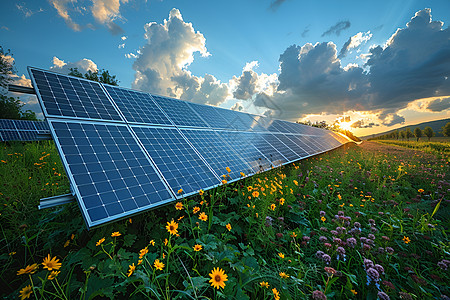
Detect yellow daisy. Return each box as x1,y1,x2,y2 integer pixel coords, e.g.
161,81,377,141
209,267,228,289
154,259,165,271
42,254,62,271
19,285,33,300
166,219,179,235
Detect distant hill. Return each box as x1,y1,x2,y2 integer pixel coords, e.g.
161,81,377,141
360,118,450,140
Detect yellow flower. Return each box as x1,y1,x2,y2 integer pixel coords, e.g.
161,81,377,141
166,219,179,235
338,194,342,200
279,198,285,205
278,252,285,259
252,191,260,198
418,189,424,193
403,236,411,244
149,240,155,246
293,180,298,186
247,186,253,192
240,172,245,177
209,267,228,289
154,259,165,271
291,232,297,238
164,238,168,246
47,271,60,280
178,189,183,194
226,223,232,231
193,206,200,214
138,259,143,265
175,202,183,210
270,204,276,210
19,285,32,300
351,289,357,295
199,189,204,196
260,281,269,288
279,272,289,279
42,254,62,271
127,263,136,277
111,231,121,237
199,212,208,222
272,287,280,300
96,237,105,246
321,216,326,222
64,240,70,248
222,179,227,184
226,167,231,173
139,247,149,259
193,244,203,251
17,264,39,275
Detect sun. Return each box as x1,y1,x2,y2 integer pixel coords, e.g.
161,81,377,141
339,121,353,131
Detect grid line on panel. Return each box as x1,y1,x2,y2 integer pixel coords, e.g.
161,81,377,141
260,133,300,162
217,131,271,173
274,134,309,158
132,126,220,196
302,135,329,152
50,120,173,227
29,68,122,121
0,119,51,141
248,133,288,167
103,85,173,126
180,129,253,180
284,135,317,155
215,109,253,131
151,95,208,128
186,102,231,130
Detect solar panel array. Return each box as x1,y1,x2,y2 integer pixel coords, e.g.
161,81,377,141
0,119,50,142
29,66,352,228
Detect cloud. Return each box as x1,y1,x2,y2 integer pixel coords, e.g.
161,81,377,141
50,0,81,31
132,8,229,105
269,0,287,11
365,8,450,112
16,3,44,18
321,21,351,37
50,56,98,74
118,43,125,48
121,35,127,40
231,102,244,111
1,26,9,31
301,26,310,38
381,113,405,126
339,31,373,58
91,0,128,35
424,97,450,112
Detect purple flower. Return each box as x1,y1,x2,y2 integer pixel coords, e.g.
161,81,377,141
360,237,367,243
363,244,371,251
303,236,311,242
368,219,376,225
320,227,328,232
364,258,374,269
370,226,378,233
377,247,385,254
324,243,332,248
320,211,326,216
377,291,390,300
354,222,361,228
368,233,375,240
346,237,357,248
315,250,325,259
312,290,327,300
322,254,331,264
337,247,345,255
367,267,380,281
338,211,344,216
333,237,342,245
330,230,338,236
374,264,385,274
386,247,394,254
319,236,328,243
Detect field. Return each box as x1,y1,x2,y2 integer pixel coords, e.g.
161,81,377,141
374,139,450,161
0,140,449,299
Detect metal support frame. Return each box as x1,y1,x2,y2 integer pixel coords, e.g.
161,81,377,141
39,193,76,209
8,84,36,95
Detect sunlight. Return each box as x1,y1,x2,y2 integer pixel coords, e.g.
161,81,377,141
339,121,353,131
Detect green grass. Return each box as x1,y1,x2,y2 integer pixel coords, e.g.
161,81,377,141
0,141,449,299
375,139,450,160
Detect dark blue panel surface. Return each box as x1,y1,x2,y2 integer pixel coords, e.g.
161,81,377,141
151,95,208,128
104,85,173,126
132,126,220,196
186,102,231,129
275,134,309,158
50,120,173,228
248,133,288,167
29,68,122,121
181,129,253,180
260,133,300,162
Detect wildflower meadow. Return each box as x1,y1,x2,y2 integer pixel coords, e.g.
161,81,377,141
0,140,449,299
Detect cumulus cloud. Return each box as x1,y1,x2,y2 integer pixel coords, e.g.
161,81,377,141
50,0,81,31
50,56,98,74
339,31,373,58
16,3,44,18
132,8,229,105
424,97,450,112
321,21,351,37
251,8,450,126
91,0,128,35
231,102,244,111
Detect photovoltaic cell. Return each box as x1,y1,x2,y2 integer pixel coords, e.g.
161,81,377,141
217,131,271,173
49,119,173,228
285,135,317,155
248,133,288,166
151,95,208,128
274,134,309,158
104,85,173,126
180,128,253,180
186,102,230,130
260,133,300,162
132,126,220,196
29,68,122,122
0,119,51,142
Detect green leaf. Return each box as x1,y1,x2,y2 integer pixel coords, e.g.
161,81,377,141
123,234,137,247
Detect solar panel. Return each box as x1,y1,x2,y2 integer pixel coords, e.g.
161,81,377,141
180,128,253,180
185,102,231,130
260,133,301,162
29,68,123,122
284,135,317,155
217,131,272,172
151,95,208,128
248,133,288,166
104,85,173,126
49,119,174,228
131,125,220,196
274,133,309,158
0,119,51,142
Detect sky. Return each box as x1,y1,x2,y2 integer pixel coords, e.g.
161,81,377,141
1,0,450,137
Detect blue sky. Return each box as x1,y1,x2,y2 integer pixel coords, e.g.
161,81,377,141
1,0,450,136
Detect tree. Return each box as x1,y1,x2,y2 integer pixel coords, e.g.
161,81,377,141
69,67,119,86
423,126,435,142
442,122,450,137
394,130,399,140
413,127,422,142
399,130,406,140
0,45,37,120
405,128,413,141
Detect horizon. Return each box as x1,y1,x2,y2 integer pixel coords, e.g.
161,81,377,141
1,0,450,137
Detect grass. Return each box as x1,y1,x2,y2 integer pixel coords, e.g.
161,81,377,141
373,139,450,161
0,141,449,299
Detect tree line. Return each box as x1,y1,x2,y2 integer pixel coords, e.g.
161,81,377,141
368,122,450,141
